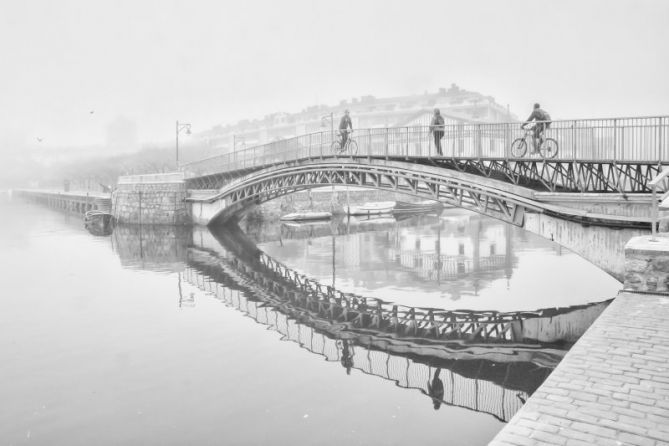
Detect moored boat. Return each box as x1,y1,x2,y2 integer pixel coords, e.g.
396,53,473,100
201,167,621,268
347,201,396,216
280,211,332,221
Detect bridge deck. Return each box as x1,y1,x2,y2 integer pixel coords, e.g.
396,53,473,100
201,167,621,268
490,291,669,446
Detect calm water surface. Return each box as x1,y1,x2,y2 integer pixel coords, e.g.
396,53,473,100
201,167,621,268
0,198,623,445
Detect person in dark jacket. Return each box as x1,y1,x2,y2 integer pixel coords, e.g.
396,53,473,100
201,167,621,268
339,110,353,149
522,103,551,153
430,108,445,155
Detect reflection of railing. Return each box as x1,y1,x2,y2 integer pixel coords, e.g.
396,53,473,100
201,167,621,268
183,264,536,422
650,168,669,240
206,224,607,347
181,116,668,178
256,250,588,343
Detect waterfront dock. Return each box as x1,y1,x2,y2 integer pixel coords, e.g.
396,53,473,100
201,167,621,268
13,189,112,215
491,238,669,445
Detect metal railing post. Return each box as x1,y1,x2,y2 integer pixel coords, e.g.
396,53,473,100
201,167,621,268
477,124,482,158
385,128,389,160
613,118,618,161
652,184,658,241
659,116,664,163
571,120,576,160
405,127,409,158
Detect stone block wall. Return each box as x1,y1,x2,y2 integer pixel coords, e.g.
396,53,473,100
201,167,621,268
623,234,669,294
113,174,189,225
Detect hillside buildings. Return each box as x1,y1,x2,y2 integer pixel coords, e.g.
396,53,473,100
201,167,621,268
197,84,516,154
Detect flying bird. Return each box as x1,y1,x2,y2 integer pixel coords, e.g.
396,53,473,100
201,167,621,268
89,110,95,115
36,137,43,142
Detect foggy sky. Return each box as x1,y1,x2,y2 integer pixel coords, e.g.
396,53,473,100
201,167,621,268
1,0,668,151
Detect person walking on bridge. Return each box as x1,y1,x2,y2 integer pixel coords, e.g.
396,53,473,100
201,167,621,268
339,109,353,149
522,103,551,154
430,108,445,156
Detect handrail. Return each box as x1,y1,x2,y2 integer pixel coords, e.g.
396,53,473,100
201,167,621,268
650,167,669,240
181,115,669,177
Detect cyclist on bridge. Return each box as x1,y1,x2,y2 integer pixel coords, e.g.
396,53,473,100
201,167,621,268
522,103,552,154
339,110,353,149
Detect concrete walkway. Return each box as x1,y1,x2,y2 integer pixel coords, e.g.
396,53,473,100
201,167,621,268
490,291,669,446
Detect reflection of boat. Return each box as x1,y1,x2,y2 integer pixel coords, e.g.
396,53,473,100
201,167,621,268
280,211,332,221
393,200,444,214
348,201,396,216
84,210,115,236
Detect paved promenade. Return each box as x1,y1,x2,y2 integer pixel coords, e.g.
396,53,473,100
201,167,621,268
490,291,669,446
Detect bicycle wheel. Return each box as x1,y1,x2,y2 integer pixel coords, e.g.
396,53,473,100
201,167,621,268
331,141,342,154
539,138,558,159
510,138,527,157
348,140,358,155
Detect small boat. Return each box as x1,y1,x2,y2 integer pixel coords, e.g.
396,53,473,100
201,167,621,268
280,211,332,221
347,201,396,216
84,210,115,236
393,200,444,214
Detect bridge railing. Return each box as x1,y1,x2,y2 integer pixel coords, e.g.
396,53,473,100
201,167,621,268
181,116,668,178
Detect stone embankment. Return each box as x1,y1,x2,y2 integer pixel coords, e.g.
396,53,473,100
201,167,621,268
490,235,669,446
113,173,189,225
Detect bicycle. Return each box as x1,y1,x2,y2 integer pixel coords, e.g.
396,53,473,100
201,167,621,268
510,125,558,159
331,130,358,155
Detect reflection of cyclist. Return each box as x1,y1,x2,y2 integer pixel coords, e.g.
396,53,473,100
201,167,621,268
340,339,354,375
339,110,353,148
522,103,551,154
427,368,444,410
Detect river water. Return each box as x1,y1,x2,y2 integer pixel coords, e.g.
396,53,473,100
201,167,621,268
0,197,627,446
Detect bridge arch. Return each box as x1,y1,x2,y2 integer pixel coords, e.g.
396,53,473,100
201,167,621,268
188,159,645,229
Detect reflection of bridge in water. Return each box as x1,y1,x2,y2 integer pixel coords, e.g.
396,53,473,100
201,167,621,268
179,224,610,421
184,262,542,421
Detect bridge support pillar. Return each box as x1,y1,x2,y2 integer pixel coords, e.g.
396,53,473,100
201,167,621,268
113,173,190,225
623,234,669,294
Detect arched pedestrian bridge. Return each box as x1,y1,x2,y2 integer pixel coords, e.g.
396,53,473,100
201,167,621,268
181,116,668,227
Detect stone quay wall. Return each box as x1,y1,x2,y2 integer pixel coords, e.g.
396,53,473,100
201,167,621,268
113,173,190,225
490,233,669,446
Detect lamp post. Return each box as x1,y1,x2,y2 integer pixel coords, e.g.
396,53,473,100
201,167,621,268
175,120,191,169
